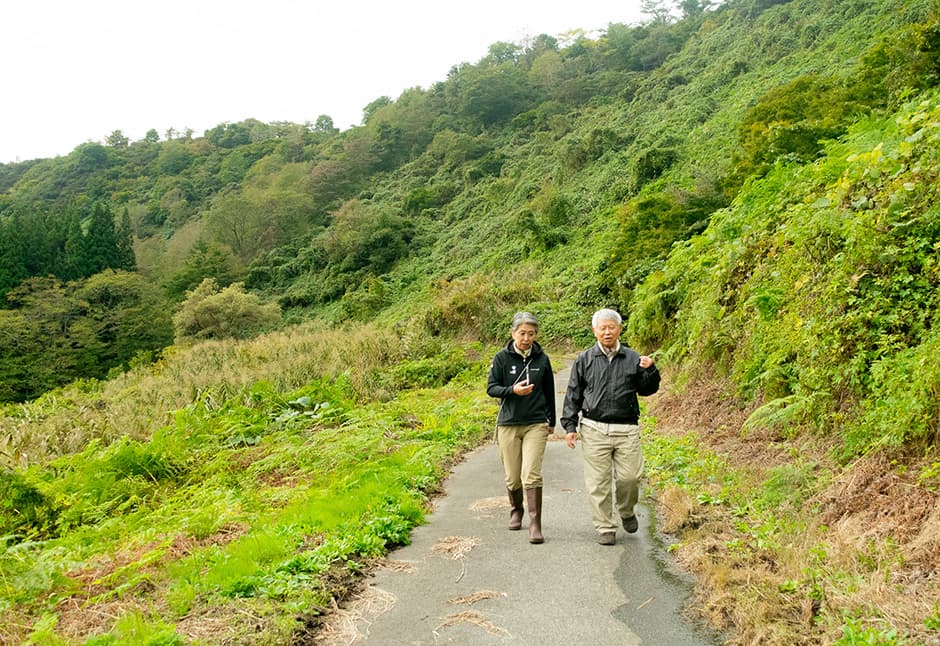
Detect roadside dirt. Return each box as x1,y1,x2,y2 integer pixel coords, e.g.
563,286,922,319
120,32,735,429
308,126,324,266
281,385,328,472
646,367,940,644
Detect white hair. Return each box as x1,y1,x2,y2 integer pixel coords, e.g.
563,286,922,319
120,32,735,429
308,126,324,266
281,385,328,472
591,308,622,327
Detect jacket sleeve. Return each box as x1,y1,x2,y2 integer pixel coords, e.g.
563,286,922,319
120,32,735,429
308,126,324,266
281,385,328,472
486,353,513,399
636,364,661,396
561,356,584,434
543,358,556,427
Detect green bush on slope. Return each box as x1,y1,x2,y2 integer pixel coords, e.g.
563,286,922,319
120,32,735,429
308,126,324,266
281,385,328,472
630,91,940,459
0,469,58,538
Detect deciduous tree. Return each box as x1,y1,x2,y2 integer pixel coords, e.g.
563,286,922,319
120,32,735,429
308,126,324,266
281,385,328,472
172,278,280,342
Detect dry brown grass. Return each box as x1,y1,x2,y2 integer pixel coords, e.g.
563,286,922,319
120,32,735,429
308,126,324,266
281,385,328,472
0,608,32,646
435,610,510,638
431,535,481,584
905,497,940,568
656,485,698,534
470,496,509,512
447,590,507,605
648,366,940,645
43,523,255,642
0,520,256,644
0,321,403,468
314,586,398,646
377,558,417,573
56,597,161,642
431,535,480,560
175,598,282,645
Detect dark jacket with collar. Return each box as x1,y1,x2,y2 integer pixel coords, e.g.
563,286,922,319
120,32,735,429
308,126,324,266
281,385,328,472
561,343,660,434
486,340,556,427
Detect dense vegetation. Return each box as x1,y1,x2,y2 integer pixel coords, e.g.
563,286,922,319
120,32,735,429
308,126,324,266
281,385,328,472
2,0,940,643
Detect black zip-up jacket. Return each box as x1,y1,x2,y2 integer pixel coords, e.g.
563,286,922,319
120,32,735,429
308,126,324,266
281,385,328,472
561,343,660,433
486,340,556,427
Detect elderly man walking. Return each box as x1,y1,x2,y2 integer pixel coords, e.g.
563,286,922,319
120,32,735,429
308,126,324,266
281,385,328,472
562,308,660,545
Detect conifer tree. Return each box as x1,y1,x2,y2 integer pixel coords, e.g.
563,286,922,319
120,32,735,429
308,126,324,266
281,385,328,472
0,220,26,301
81,202,120,275
115,207,136,270
61,210,85,281
15,210,54,279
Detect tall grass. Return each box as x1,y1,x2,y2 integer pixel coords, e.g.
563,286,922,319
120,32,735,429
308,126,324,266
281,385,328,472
0,321,403,469
0,321,495,644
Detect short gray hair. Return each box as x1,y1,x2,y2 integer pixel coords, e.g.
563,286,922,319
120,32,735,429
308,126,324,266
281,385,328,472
511,311,539,331
591,308,622,327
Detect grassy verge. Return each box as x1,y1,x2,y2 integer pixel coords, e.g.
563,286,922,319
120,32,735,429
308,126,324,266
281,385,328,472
643,372,940,645
0,330,497,644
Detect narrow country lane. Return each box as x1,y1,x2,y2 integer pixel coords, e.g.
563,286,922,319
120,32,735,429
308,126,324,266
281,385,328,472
315,363,724,645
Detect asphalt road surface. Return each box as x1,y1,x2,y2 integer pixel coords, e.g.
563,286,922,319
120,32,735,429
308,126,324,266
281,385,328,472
318,364,724,645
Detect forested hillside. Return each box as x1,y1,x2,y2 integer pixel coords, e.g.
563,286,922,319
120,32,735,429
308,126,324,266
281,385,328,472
2,0,940,643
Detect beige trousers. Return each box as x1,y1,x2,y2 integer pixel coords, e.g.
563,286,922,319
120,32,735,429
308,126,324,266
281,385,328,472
578,420,643,533
497,423,549,490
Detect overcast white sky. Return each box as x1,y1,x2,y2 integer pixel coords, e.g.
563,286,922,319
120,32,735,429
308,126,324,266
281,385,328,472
0,1,651,164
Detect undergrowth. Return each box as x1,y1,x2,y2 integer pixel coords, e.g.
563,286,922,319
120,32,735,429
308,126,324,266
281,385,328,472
0,333,495,644
644,384,939,645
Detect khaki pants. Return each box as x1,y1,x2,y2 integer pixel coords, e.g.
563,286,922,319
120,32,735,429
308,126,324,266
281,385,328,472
578,421,643,533
497,423,549,490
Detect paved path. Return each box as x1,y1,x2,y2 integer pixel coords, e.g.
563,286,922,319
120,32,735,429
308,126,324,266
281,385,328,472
320,365,723,645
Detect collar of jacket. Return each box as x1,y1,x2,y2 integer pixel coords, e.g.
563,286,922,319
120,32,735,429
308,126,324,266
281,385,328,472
506,338,543,357
588,343,626,359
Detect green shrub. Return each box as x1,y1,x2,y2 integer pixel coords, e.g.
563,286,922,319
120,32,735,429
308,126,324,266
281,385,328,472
51,434,189,530
420,273,537,342
0,469,59,539
604,185,726,307
173,278,281,342
634,146,678,187
386,347,473,390
841,330,940,459
633,89,940,459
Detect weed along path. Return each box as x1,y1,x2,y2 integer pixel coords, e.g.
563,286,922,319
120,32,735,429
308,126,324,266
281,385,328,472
316,364,721,645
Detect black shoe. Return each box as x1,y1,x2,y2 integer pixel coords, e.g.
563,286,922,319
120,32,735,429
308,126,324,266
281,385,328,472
622,515,638,533
598,532,616,545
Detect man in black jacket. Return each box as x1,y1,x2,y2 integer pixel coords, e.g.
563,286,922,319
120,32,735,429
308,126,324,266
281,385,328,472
562,308,660,545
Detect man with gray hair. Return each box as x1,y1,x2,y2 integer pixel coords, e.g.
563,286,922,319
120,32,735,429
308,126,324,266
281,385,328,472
561,308,660,545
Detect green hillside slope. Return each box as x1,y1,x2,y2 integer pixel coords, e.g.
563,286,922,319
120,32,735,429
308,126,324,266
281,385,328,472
2,0,940,643
637,90,940,644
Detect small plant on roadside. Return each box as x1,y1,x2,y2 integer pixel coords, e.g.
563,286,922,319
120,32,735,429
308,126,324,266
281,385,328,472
833,616,905,645
924,606,940,631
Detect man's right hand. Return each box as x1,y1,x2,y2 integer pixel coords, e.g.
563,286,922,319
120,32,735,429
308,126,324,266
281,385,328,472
565,432,578,449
